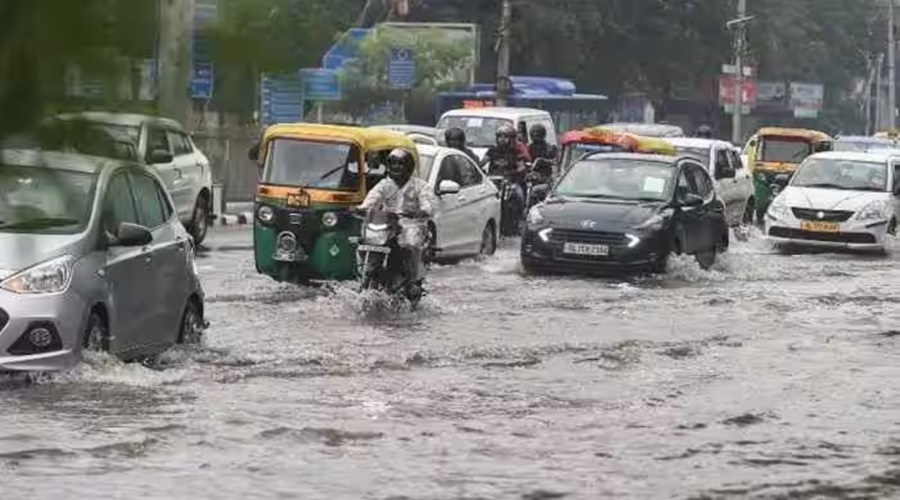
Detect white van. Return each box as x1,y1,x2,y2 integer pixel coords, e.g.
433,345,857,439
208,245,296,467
435,107,557,160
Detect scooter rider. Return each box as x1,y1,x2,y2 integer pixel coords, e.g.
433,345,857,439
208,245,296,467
358,149,433,289
444,127,480,164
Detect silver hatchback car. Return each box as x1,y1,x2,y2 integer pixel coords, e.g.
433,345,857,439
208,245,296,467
0,150,205,372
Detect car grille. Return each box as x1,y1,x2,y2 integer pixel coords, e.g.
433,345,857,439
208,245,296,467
791,208,854,222
0,309,7,332
550,229,626,246
768,227,876,244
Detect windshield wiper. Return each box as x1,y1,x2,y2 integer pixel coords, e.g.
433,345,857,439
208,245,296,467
0,217,80,230
318,165,348,181
796,182,848,190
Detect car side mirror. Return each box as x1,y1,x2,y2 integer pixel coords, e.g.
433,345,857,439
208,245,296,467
437,180,461,195
148,149,173,164
110,222,152,247
773,173,791,186
248,142,261,162
679,192,705,208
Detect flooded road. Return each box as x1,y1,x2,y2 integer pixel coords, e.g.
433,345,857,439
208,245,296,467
3,226,900,499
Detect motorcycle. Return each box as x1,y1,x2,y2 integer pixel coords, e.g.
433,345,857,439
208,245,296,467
353,209,425,308
524,158,554,211
488,158,527,237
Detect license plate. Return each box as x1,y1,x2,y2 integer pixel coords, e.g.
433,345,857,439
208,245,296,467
800,221,839,233
563,242,609,256
357,244,390,253
274,250,306,262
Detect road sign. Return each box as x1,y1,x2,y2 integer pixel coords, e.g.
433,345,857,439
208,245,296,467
301,68,341,101
261,75,304,125
388,48,416,90
190,62,214,100
790,82,824,119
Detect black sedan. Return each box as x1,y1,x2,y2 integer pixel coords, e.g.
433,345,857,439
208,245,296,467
520,153,729,274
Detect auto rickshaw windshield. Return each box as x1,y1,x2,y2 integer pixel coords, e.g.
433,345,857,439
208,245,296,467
760,138,812,163
264,138,362,190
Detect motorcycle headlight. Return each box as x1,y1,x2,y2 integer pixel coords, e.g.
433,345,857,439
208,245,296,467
634,214,665,233
364,226,389,246
322,211,338,228
257,205,275,223
767,196,790,220
527,206,545,225
856,200,890,221
0,255,74,295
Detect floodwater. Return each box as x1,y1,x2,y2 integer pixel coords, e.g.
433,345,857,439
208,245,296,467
3,227,900,500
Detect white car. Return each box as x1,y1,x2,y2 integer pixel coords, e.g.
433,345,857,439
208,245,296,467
416,144,501,259
665,138,754,226
435,107,558,161
54,113,213,244
765,151,900,252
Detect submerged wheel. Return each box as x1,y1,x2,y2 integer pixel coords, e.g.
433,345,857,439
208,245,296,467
695,249,716,270
83,309,109,352
479,222,497,256
742,198,755,225
178,297,204,344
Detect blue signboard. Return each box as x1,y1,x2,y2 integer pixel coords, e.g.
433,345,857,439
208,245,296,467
301,68,341,101
261,75,304,125
322,28,371,70
190,62,214,100
388,48,416,90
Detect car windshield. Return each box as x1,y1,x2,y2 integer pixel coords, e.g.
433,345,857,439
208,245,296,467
418,153,435,180
760,137,812,163
35,120,139,161
0,165,97,234
792,157,888,191
555,158,675,201
436,116,514,148
264,138,362,191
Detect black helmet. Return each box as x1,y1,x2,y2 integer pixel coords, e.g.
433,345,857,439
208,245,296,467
496,124,517,147
445,127,466,149
697,125,713,138
529,123,547,143
387,148,415,185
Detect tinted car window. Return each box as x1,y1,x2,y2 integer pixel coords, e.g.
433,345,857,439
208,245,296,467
456,155,483,187
688,164,714,198
103,173,139,235
168,131,193,156
675,167,699,201
130,172,167,228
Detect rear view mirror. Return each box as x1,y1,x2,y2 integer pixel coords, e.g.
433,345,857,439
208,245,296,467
437,180,461,195
112,222,152,247
148,149,173,164
248,142,260,162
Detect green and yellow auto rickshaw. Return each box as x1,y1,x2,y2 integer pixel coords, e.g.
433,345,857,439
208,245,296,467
249,124,419,283
743,127,832,221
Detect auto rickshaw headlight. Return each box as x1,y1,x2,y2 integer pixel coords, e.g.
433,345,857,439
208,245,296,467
322,211,338,228
257,205,275,223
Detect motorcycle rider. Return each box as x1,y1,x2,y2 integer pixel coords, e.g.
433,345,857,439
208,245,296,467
358,148,433,290
444,127,480,164
527,123,557,185
482,125,529,228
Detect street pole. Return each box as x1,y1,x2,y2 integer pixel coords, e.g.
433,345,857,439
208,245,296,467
731,0,747,144
157,0,194,125
877,53,885,130
889,0,896,130
496,0,512,107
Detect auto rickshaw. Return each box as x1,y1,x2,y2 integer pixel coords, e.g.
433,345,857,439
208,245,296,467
249,124,419,283
559,127,678,172
742,127,832,221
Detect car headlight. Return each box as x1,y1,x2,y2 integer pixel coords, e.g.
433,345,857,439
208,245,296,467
767,196,790,220
364,227,389,246
634,214,665,232
257,205,275,223
856,200,890,221
527,206,545,225
322,211,338,228
0,255,74,295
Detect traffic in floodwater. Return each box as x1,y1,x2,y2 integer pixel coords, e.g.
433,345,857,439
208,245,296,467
3,224,900,499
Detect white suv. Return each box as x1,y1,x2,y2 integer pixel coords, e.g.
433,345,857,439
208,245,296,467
54,113,213,244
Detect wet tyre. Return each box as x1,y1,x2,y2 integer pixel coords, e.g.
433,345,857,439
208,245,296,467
479,222,497,256
695,249,716,270
742,198,755,225
83,310,109,352
188,193,210,246
178,298,204,344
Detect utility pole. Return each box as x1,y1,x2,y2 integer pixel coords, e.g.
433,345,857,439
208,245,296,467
889,0,896,129
877,53,885,130
731,0,747,144
157,0,194,125
496,0,512,106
